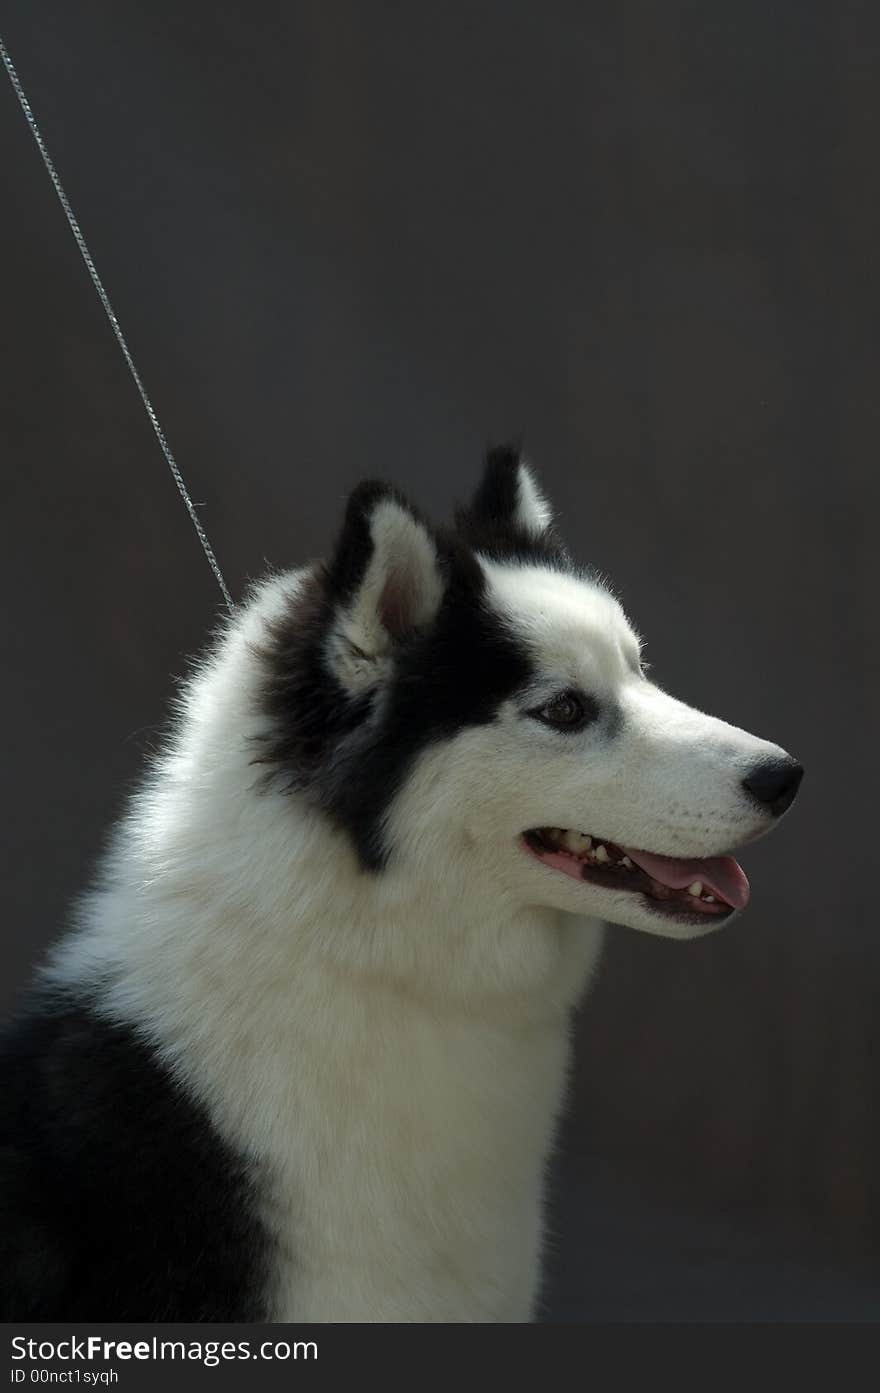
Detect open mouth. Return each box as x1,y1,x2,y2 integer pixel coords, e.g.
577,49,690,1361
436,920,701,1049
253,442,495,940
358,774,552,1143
522,826,750,922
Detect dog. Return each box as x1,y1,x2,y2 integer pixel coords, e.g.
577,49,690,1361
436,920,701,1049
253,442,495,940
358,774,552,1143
0,447,802,1321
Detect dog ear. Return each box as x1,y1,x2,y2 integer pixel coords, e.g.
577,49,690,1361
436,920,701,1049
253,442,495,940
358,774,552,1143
456,444,559,552
324,481,444,694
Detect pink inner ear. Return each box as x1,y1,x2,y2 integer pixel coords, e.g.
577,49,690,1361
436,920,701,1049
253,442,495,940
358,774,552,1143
378,568,417,639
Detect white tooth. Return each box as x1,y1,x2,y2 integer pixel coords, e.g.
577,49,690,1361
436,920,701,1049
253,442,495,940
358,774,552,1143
688,881,703,897
594,844,609,862
562,830,592,854
620,856,632,868
703,894,715,903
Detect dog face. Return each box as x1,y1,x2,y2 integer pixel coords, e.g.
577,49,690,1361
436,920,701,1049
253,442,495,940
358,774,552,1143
259,449,802,939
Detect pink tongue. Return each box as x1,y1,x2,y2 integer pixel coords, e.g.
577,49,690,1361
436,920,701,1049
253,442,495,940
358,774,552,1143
622,848,750,909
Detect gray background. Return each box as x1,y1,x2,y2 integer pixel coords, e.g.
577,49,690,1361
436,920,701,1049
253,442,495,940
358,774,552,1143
2,1,878,1320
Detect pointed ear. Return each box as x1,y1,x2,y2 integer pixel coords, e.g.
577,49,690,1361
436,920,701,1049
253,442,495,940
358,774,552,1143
324,481,444,693
455,444,559,552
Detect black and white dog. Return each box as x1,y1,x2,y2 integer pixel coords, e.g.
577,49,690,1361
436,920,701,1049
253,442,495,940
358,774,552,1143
0,449,802,1321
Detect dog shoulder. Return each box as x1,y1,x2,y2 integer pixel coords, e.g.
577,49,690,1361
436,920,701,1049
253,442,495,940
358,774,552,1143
0,992,272,1320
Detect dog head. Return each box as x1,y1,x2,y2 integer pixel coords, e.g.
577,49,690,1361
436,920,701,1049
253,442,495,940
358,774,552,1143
259,448,802,939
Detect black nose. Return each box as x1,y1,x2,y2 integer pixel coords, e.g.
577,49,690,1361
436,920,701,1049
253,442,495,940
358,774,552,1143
742,757,804,816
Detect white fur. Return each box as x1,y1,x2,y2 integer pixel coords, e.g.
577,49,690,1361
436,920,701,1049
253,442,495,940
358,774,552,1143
475,562,789,938
46,549,789,1321
326,499,444,694
512,462,554,536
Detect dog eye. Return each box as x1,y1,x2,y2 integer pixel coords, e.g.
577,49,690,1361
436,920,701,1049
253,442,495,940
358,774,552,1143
529,690,598,731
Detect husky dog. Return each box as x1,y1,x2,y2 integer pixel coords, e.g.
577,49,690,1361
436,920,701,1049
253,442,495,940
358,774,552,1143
0,449,802,1322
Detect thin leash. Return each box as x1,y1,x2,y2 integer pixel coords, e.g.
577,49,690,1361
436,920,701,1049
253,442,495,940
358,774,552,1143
0,33,235,614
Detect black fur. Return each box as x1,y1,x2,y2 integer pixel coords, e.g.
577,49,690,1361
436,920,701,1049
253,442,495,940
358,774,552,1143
325,478,434,620
256,448,578,868
0,448,571,1322
257,534,534,868
256,479,440,781
454,443,567,564
0,991,271,1320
